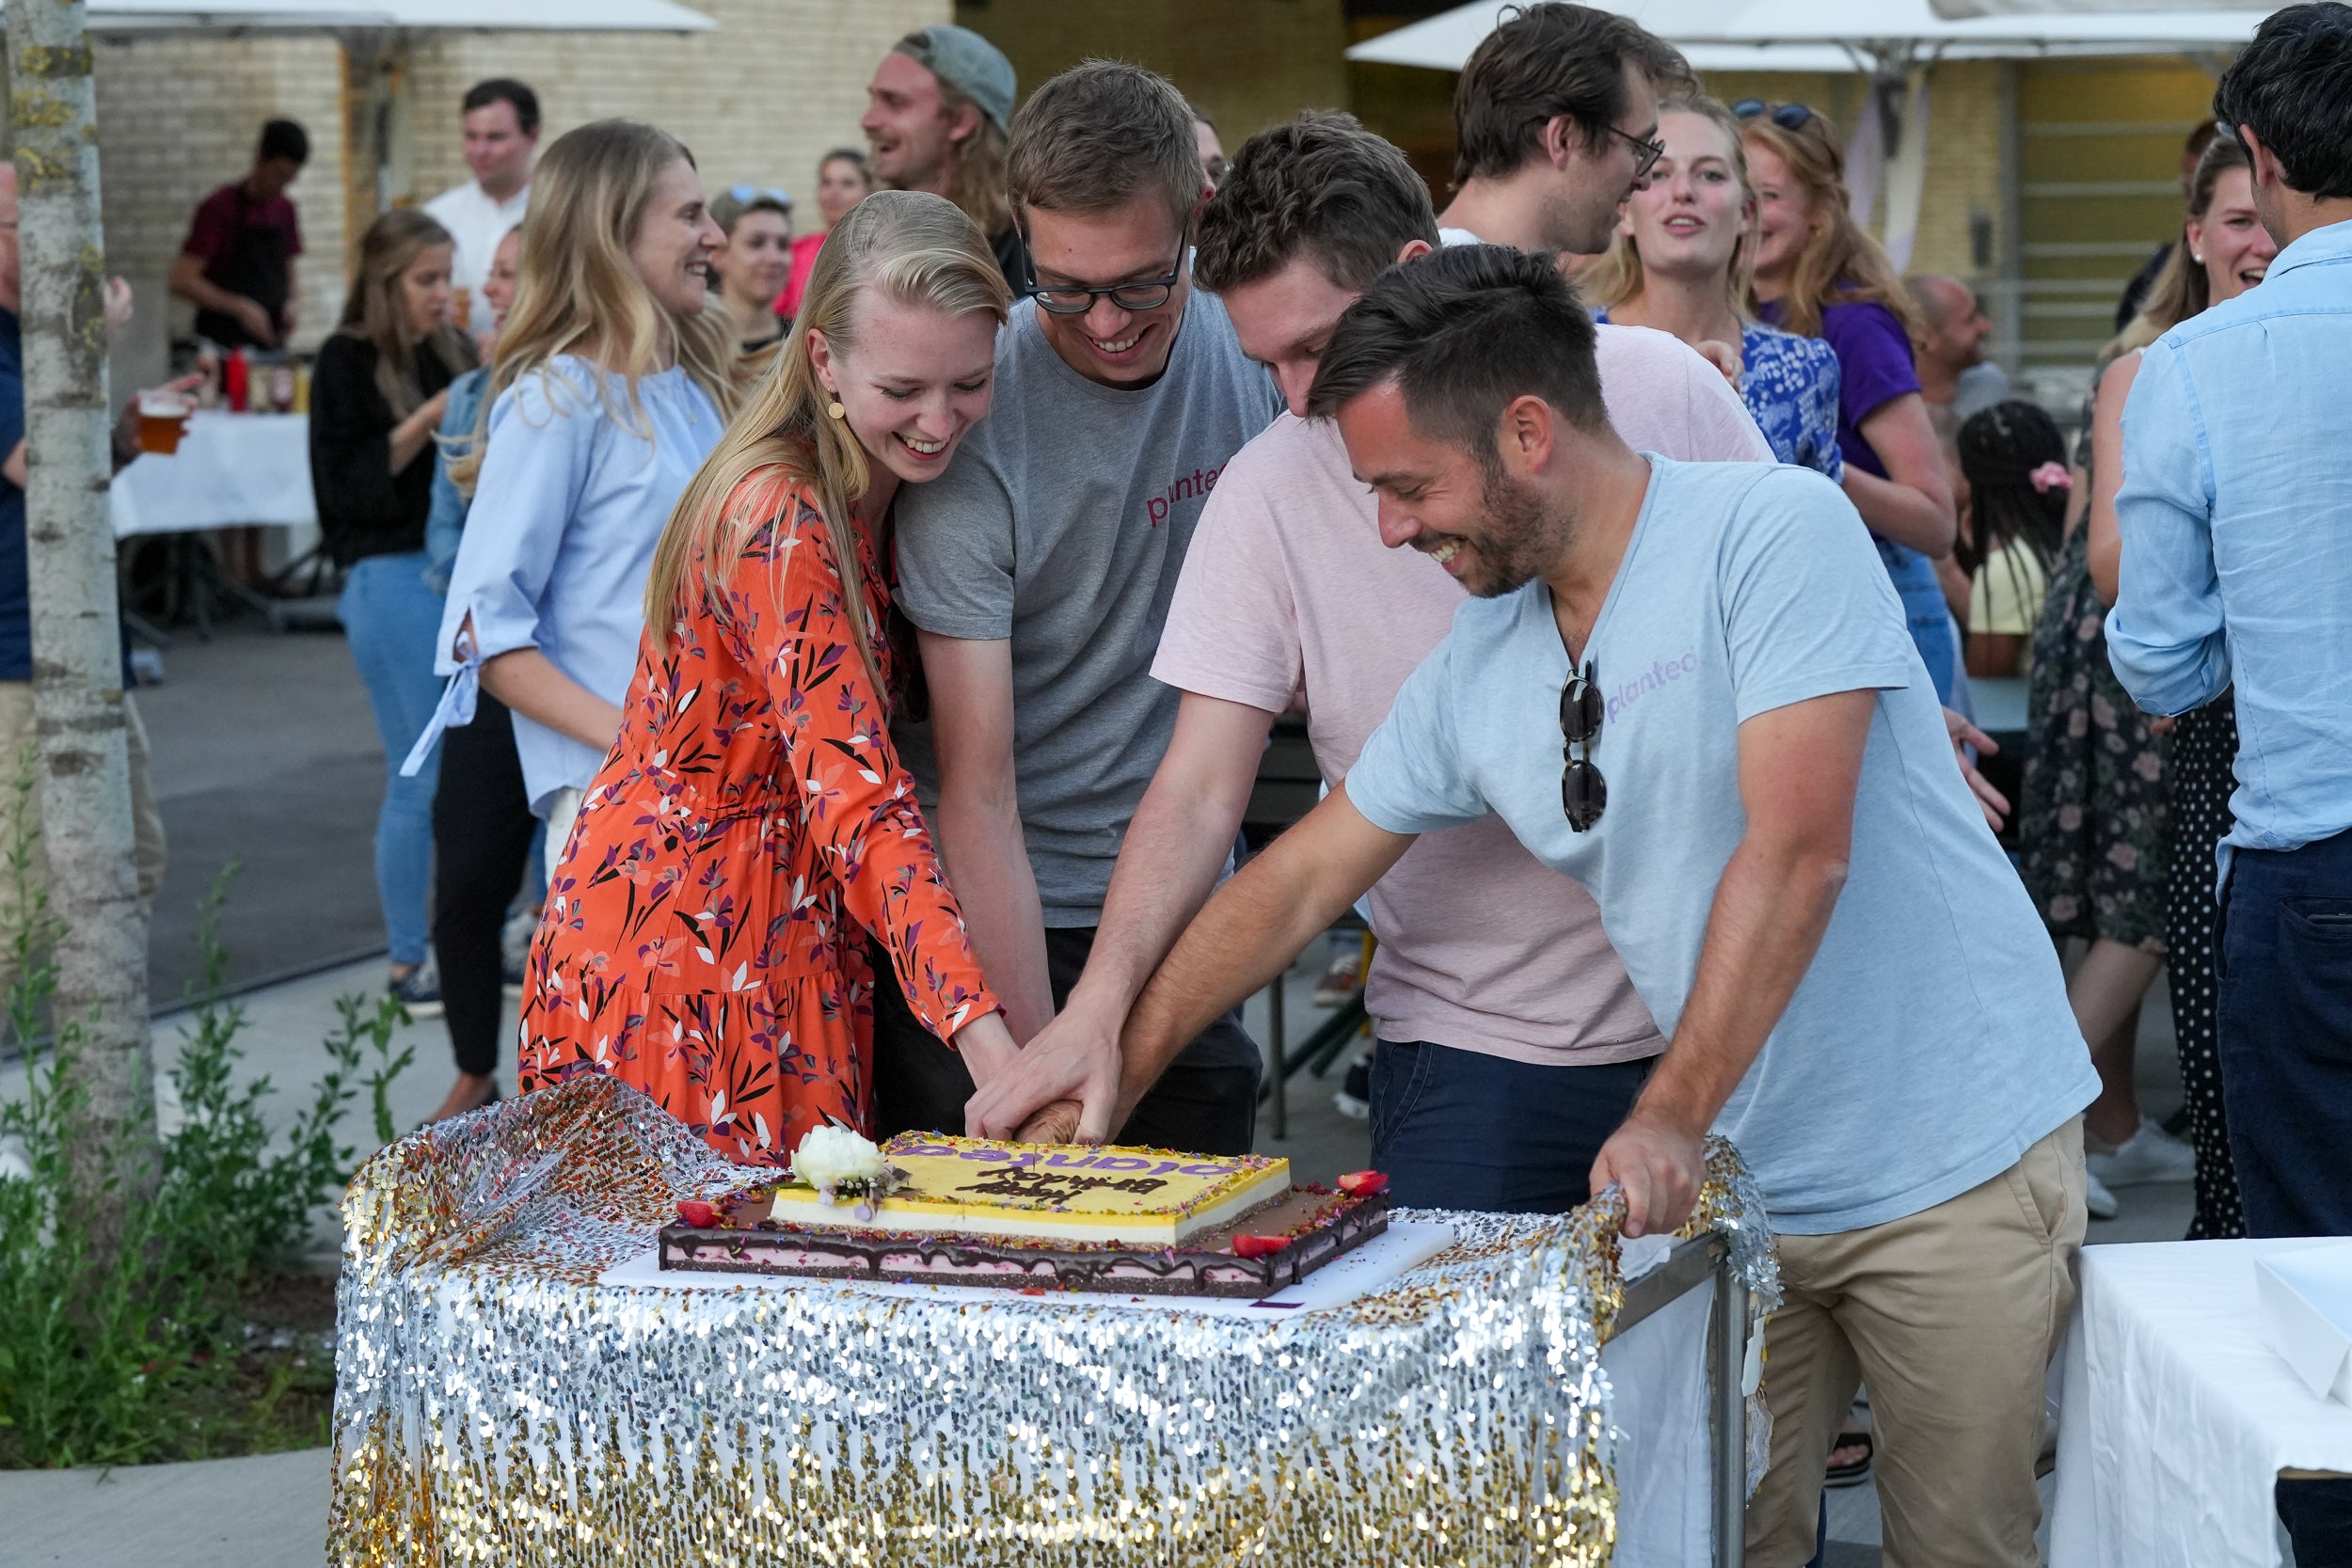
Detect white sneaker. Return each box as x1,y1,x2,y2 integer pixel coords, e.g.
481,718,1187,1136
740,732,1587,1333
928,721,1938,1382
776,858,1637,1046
2085,1167,2120,1221
2088,1117,2199,1188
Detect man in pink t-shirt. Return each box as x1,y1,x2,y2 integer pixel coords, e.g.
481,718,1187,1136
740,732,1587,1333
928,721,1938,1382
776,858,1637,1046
967,110,1771,1211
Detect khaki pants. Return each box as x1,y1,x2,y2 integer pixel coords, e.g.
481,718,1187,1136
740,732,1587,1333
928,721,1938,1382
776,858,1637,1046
0,680,168,995
1746,1118,2086,1568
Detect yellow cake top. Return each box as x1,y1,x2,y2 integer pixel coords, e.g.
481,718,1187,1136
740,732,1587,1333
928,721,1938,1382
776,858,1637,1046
761,1133,1292,1245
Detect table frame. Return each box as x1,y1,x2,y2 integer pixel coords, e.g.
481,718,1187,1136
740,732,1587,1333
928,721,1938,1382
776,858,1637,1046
1615,1231,1751,1568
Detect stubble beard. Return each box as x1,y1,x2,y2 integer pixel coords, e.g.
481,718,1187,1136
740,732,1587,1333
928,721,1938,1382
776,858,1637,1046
1462,463,1574,599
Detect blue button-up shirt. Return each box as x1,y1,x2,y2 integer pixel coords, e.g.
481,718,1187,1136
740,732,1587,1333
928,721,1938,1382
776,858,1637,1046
2108,217,2352,873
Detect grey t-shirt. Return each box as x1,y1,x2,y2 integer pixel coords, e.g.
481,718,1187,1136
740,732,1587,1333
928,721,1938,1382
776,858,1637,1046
893,291,1280,925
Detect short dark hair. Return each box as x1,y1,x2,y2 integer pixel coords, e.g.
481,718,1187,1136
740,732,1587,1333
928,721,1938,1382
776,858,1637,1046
2214,2,2352,199
463,77,542,137
1453,3,1692,185
1009,60,1200,230
1307,245,1605,461
257,119,309,166
1196,112,1439,295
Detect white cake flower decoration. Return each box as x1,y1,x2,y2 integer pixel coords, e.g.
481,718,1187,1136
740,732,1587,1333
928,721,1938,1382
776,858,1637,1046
787,1124,906,1219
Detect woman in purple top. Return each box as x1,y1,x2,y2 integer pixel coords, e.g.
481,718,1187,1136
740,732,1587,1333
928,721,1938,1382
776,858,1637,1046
1740,102,1960,702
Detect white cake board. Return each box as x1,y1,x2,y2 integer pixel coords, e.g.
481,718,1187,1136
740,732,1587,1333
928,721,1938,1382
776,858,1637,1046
596,1220,1458,1318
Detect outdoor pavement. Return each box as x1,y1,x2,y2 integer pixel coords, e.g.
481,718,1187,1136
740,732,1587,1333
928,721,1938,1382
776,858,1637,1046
0,618,2202,1568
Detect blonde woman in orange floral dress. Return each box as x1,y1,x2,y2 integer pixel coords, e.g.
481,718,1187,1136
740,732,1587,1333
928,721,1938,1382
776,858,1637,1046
518,192,1034,1164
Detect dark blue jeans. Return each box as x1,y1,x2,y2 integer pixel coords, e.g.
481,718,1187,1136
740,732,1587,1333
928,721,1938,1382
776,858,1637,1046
2218,825,2352,1560
1370,1039,1649,1213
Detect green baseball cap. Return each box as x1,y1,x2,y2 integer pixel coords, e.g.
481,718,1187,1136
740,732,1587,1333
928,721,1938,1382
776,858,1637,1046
895,24,1016,133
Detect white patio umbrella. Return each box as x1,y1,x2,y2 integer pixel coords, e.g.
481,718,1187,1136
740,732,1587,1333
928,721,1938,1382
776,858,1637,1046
1348,1,2269,265
1928,0,2271,19
73,0,712,29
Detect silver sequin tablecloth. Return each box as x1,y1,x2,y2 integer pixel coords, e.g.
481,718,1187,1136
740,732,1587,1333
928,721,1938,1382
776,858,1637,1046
326,1075,1776,1566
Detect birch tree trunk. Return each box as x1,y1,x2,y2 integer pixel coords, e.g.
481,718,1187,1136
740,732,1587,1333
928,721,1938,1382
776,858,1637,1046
7,2,159,1235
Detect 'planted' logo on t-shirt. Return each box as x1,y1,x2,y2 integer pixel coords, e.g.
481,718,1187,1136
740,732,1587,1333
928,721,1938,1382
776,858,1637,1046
1607,653,1703,722
1146,464,1227,528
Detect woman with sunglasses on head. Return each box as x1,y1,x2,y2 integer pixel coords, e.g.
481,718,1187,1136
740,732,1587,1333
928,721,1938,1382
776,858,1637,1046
1585,95,1845,483
780,149,874,322
517,191,1047,1164
2018,134,2273,1239
422,119,752,920
1740,100,1961,705
310,208,478,1019
709,185,794,355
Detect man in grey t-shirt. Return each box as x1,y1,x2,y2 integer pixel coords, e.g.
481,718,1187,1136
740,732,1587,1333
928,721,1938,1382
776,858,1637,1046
878,60,1279,1153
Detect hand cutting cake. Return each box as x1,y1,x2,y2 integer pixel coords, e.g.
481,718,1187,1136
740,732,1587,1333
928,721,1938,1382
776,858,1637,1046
660,1130,1390,1297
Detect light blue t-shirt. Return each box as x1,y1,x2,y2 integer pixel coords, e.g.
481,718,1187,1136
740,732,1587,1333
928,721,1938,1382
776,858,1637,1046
1346,457,2095,1235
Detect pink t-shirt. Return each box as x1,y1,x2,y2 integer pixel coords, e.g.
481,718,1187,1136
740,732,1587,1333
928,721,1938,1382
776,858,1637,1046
1152,325,1773,1066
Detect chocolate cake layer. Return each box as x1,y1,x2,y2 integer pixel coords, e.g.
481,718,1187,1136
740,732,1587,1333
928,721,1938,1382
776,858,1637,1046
657,1188,1390,1298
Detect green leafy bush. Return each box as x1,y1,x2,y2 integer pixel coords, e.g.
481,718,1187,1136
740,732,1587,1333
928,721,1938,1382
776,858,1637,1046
0,818,411,1465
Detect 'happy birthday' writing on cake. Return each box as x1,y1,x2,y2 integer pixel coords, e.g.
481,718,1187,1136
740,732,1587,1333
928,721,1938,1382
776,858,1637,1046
951,1166,1171,1206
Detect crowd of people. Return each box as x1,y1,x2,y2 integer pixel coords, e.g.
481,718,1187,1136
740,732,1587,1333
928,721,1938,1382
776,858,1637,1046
122,3,2350,1561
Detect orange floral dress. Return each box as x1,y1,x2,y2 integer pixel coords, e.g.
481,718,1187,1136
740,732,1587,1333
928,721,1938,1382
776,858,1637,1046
516,467,999,1164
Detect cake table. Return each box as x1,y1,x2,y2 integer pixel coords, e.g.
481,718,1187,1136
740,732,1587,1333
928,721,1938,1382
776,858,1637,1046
326,1075,1777,1567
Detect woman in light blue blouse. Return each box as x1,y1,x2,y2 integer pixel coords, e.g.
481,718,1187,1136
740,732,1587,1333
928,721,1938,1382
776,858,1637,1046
1584,94,1844,484
414,119,749,885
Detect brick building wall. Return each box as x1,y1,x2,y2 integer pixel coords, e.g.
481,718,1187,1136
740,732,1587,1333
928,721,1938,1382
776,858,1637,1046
398,1,943,232
79,0,946,384
955,0,1351,149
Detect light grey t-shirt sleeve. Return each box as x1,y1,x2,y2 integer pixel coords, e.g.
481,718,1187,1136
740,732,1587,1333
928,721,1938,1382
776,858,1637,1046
1720,467,1918,721
1344,634,1489,836
891,449,1019,641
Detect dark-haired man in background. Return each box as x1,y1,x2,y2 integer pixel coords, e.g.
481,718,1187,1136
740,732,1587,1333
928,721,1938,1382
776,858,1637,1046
425,78,539,342
2109,14,2352,1544
1100,245,2095,1565
967,111,1769,1214
169,118,308,350
1432,0,1688,260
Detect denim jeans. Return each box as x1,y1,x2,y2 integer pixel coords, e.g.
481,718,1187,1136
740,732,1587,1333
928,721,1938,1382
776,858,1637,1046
1876,537,1957,705
1369,1039,1649,1213
340,550,446,967
2217,824,2352,1562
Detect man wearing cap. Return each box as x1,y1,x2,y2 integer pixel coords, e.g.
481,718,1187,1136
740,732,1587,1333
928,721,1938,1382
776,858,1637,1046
862,24,1022,284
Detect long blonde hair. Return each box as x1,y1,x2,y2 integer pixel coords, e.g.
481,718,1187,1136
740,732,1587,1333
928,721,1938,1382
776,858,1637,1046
2106,135,2253,358
449,119,747,490
335,208,474,415
643,191,1009,700
1582,94,1754,317
1740,103,1917,341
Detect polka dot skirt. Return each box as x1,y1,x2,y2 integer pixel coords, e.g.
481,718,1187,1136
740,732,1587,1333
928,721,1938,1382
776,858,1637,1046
2165,695,2247,1241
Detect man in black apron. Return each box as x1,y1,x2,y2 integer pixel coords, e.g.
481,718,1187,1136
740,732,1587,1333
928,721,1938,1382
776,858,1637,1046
169,119,309,351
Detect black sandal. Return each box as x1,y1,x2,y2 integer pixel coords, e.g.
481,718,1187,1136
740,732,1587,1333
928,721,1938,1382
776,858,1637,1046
1824,1430,1873,1489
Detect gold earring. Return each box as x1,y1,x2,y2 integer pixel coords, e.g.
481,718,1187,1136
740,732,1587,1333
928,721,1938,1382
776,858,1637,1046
826,400,847,420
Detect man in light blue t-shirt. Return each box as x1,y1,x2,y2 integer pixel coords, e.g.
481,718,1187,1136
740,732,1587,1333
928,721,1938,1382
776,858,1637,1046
1104,246,2097,1565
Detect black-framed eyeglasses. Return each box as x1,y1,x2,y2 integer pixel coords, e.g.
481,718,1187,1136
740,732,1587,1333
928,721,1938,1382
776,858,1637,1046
1732,100,1819,134
1561,657,1607,832
1603,124,1667,182
1020,230,1188,316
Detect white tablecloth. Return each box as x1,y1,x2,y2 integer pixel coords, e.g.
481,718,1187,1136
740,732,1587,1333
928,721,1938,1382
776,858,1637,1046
110,410,311,537
2050,1238,2352,1567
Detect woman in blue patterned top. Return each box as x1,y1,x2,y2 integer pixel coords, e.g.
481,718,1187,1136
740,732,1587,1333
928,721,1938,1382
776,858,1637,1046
1583,94,1843,484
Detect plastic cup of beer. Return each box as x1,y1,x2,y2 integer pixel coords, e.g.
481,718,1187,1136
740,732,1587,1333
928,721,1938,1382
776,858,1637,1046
450,285,473,328
135,392,193,455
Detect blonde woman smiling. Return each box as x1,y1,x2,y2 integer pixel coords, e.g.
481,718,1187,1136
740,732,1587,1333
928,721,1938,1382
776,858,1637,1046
421,119,750,878
516,191,1048,1164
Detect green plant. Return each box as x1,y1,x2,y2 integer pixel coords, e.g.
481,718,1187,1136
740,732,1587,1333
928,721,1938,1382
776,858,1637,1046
0,825,411,1466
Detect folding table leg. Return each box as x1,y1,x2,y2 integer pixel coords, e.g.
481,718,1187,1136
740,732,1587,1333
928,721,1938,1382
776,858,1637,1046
1711,1257,1750,1568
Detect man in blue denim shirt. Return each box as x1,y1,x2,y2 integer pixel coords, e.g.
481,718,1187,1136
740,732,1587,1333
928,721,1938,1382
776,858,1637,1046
2107,11,2352,1549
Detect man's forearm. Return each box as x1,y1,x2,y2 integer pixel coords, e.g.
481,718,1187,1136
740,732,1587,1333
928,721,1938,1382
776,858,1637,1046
933,789,1057,1042
1633,832,1848,1137
167,259,245,317
1117,793,1407,1124
1065,766,1252,1025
